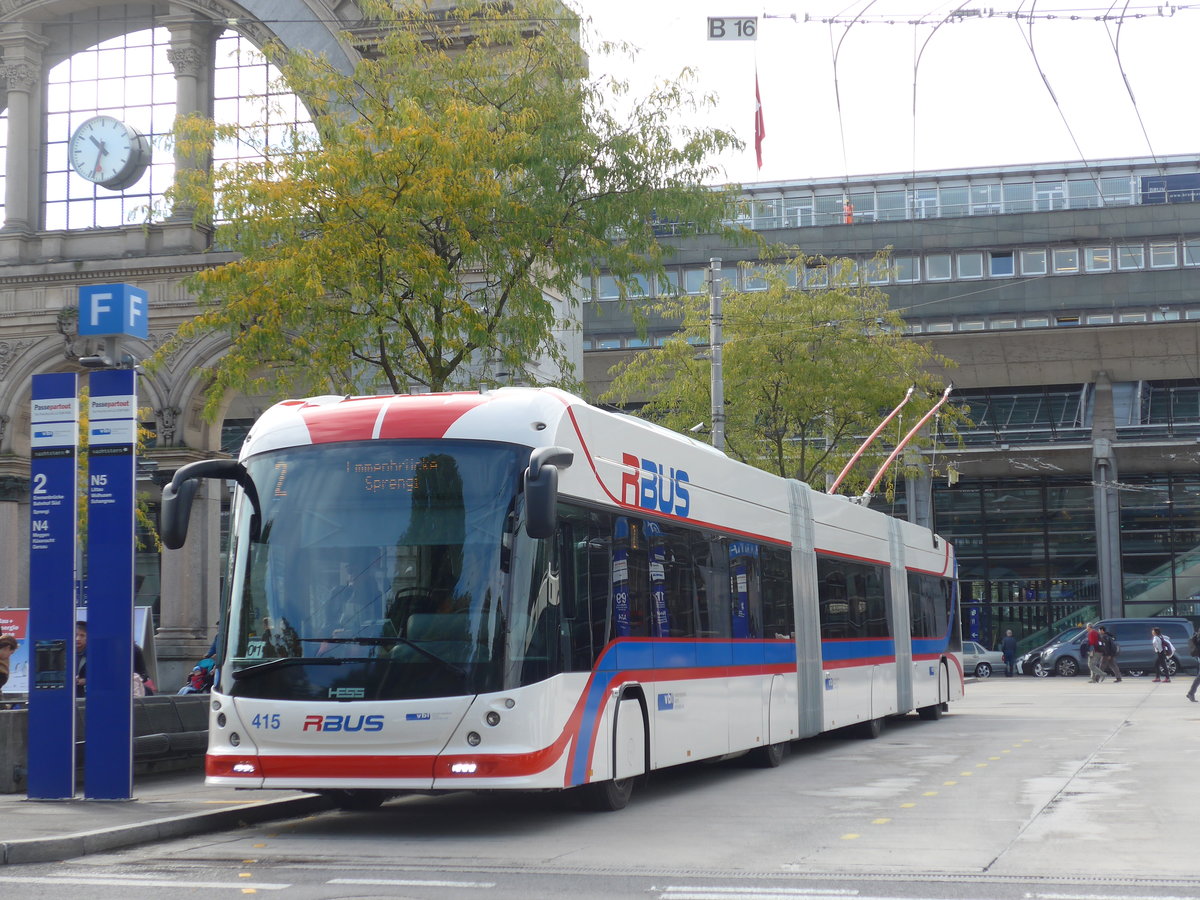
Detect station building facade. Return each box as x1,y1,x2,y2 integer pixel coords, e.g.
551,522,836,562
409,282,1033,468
584,156,1200,651
2,2,1196,674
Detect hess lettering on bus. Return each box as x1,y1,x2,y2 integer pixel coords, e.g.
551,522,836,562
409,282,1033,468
621,453,690,517
302,714,384,733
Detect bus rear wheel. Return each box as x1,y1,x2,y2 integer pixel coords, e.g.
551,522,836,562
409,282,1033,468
749,741,788,768
583,776,634,811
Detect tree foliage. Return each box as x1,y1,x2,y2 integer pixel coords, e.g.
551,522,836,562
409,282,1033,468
160,0,744,416
602,257,960,493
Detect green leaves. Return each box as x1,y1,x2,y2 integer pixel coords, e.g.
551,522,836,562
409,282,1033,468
157,0,742,418
603,256,960,491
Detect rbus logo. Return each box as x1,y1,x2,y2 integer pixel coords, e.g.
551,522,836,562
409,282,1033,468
621,453,690,517
302,714,384,732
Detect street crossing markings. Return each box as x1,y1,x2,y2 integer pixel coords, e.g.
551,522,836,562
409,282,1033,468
329,878,497,888
658,889,860,898
0,876,291,890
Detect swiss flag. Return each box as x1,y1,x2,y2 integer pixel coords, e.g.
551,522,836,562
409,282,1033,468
754,70,766,170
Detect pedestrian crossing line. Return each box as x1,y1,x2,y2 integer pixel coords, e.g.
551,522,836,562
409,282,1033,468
0,876,291,890
328,877,497,888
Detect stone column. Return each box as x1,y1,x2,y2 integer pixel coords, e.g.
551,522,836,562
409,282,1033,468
162,16,218,248
0,28,48,235
153,449,223,690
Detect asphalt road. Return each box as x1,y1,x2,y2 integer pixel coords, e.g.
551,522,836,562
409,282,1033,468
3,673,1198,899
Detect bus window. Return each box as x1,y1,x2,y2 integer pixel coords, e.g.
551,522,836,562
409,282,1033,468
695,533,731,639
761,547,794,639
728,540,762,638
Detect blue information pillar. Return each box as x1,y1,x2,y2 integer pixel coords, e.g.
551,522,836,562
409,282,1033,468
83,368,138,800
27,374,80,799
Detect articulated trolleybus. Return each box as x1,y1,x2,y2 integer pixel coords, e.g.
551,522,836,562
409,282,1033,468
162,387,962,811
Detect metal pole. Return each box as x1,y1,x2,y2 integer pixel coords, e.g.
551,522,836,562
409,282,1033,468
709,258,725,452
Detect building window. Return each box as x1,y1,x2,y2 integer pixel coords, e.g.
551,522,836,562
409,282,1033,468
926,253,952,281
1184,239,1200,267
928,322,954,333
595,337,621,350
1055,316,1080,326
1119,312,1146,322
1023,316,1050,328
957,251,983,279
1150,242,1178,268
742,263,768,291
803,265,829,289
657,269,681,296
894,255,919,283
1003,182,1033,214
596,275,619,300
683,268,707,294
1085,247,1112,272
752,199,782,229
1021,249,1047,275
626,336,652,348
960,320,986,331
1086,314,1114,324
1052,248,1079,274
864,258,890,285
989,251,1015,277
990,318,1017,329
1118,245,1145,270
971,184,1001,214
783,196,813,227
1153,309,1181,322
1035,180,1066,211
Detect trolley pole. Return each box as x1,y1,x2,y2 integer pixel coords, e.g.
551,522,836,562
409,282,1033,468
708,258,726,452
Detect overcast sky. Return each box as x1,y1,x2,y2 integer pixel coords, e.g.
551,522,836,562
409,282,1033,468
573,0,1200,186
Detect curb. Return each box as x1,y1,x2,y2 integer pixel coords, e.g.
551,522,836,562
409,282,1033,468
0,793,334,866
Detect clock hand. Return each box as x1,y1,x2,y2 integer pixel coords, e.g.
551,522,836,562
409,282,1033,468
92,139,107,176
89,135,102,149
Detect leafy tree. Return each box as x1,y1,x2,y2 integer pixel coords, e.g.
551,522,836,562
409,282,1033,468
160,0,744,417
602,257,960,493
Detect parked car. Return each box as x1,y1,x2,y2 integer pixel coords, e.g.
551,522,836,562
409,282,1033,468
1035,618,1197,677
1019,628,1084,676
962,640,1007,678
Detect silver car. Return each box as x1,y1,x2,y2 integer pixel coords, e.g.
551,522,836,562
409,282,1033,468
961,640,1007,678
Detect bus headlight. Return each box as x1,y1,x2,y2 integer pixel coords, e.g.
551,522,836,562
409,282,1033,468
485,711,501,727
466,731,482,746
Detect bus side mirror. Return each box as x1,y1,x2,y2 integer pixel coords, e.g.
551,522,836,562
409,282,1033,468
524,446,573,539
161,458,260,550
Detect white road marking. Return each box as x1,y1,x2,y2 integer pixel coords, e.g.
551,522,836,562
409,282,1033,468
0,875,291,890
329,877,497,888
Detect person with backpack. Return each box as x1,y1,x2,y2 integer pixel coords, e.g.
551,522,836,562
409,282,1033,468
1186,631,1200,701
1152,626,1173,683
1085,623,1106,683
1097,625,1122,682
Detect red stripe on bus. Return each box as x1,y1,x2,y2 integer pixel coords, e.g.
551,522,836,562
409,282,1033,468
298,397,386,444
376,393,490,439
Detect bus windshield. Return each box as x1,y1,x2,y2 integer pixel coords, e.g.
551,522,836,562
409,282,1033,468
222,440,531,701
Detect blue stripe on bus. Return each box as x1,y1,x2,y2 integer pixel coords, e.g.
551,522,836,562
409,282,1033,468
569,632,956,786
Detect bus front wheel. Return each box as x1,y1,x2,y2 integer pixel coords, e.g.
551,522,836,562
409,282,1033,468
583,776,634,811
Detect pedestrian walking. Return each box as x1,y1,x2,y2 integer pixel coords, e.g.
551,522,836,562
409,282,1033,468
1097,625,1122,682
1187,631,1200,701
1152,626,1172,683
1001,629,1018,677
1085,623,1106,682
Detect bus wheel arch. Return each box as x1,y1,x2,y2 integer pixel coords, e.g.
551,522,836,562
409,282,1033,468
583,685,648,811
917,659,950,720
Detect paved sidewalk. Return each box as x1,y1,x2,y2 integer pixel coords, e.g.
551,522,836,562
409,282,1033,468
0,767,332,865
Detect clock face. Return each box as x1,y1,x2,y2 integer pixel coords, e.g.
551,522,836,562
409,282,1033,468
68,115,151,190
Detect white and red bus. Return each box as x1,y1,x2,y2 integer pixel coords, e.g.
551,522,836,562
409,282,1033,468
162,387,962,810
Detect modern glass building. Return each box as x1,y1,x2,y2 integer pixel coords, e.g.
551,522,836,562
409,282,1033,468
583,155,1200,652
